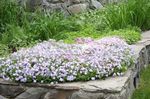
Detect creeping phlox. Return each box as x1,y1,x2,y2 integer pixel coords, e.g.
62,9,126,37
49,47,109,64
0,37,136,84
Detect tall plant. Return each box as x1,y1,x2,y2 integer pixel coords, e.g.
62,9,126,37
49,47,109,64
0,0,24,33
103,0,150,30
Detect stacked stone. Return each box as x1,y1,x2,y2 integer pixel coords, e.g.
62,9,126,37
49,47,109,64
46,0,103,14
19,0,103,14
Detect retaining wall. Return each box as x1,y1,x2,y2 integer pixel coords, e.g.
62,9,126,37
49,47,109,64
0,31,150,99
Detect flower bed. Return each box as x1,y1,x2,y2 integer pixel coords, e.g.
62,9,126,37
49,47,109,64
0,37,135,84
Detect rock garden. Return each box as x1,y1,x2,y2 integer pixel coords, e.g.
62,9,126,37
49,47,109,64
0,0,150,99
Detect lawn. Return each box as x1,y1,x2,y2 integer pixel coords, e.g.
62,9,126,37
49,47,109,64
132,66,150,99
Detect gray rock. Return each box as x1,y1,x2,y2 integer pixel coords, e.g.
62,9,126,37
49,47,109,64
142,31,150,39
70,0,81,4
106,94,119,99
0,85,25,98
44,90,75,99
71,91,105,99
119,89,127,99
17,0,121,13
0,95,7,99
43,90,58,99
90,0,103,9
71,92,90,99
47,0,65,3
15,88,48,99
19,0,42,11
70,0,86,4
67,4,88,14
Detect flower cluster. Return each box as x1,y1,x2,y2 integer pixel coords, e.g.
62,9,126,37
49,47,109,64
0,37,135,84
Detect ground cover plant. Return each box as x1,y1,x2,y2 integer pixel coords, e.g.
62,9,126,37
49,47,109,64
0,37,135,83
63,28,141,44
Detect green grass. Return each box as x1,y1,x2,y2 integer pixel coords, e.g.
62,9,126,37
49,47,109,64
103,0,150,31
0,0,24,33
132,65,150,99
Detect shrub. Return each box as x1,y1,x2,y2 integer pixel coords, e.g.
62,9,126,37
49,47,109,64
0,37,135,83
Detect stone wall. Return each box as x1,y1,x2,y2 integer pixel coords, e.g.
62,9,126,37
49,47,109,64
18,0,120,14
0,31,150,99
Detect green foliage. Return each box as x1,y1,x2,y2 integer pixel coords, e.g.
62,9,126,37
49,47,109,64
0,0,23,33
102,28,141,44
27,12,70,41
76,71,97,81
0,0,145,56
63,27,141,45
103,0,150,30
63,25,101,43
0,1,83,56
72,10,107,31
0,44,9,57
0,24,39,53
132,65,150,99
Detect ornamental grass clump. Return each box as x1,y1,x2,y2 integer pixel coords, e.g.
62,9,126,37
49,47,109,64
0,37,135,84
103,0,150,30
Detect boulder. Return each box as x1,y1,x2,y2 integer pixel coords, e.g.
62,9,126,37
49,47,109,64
90,0,103,9
0,95,7,99
0,85,25,98
43,90,58,99
15,88,48,99
67,4,88,14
